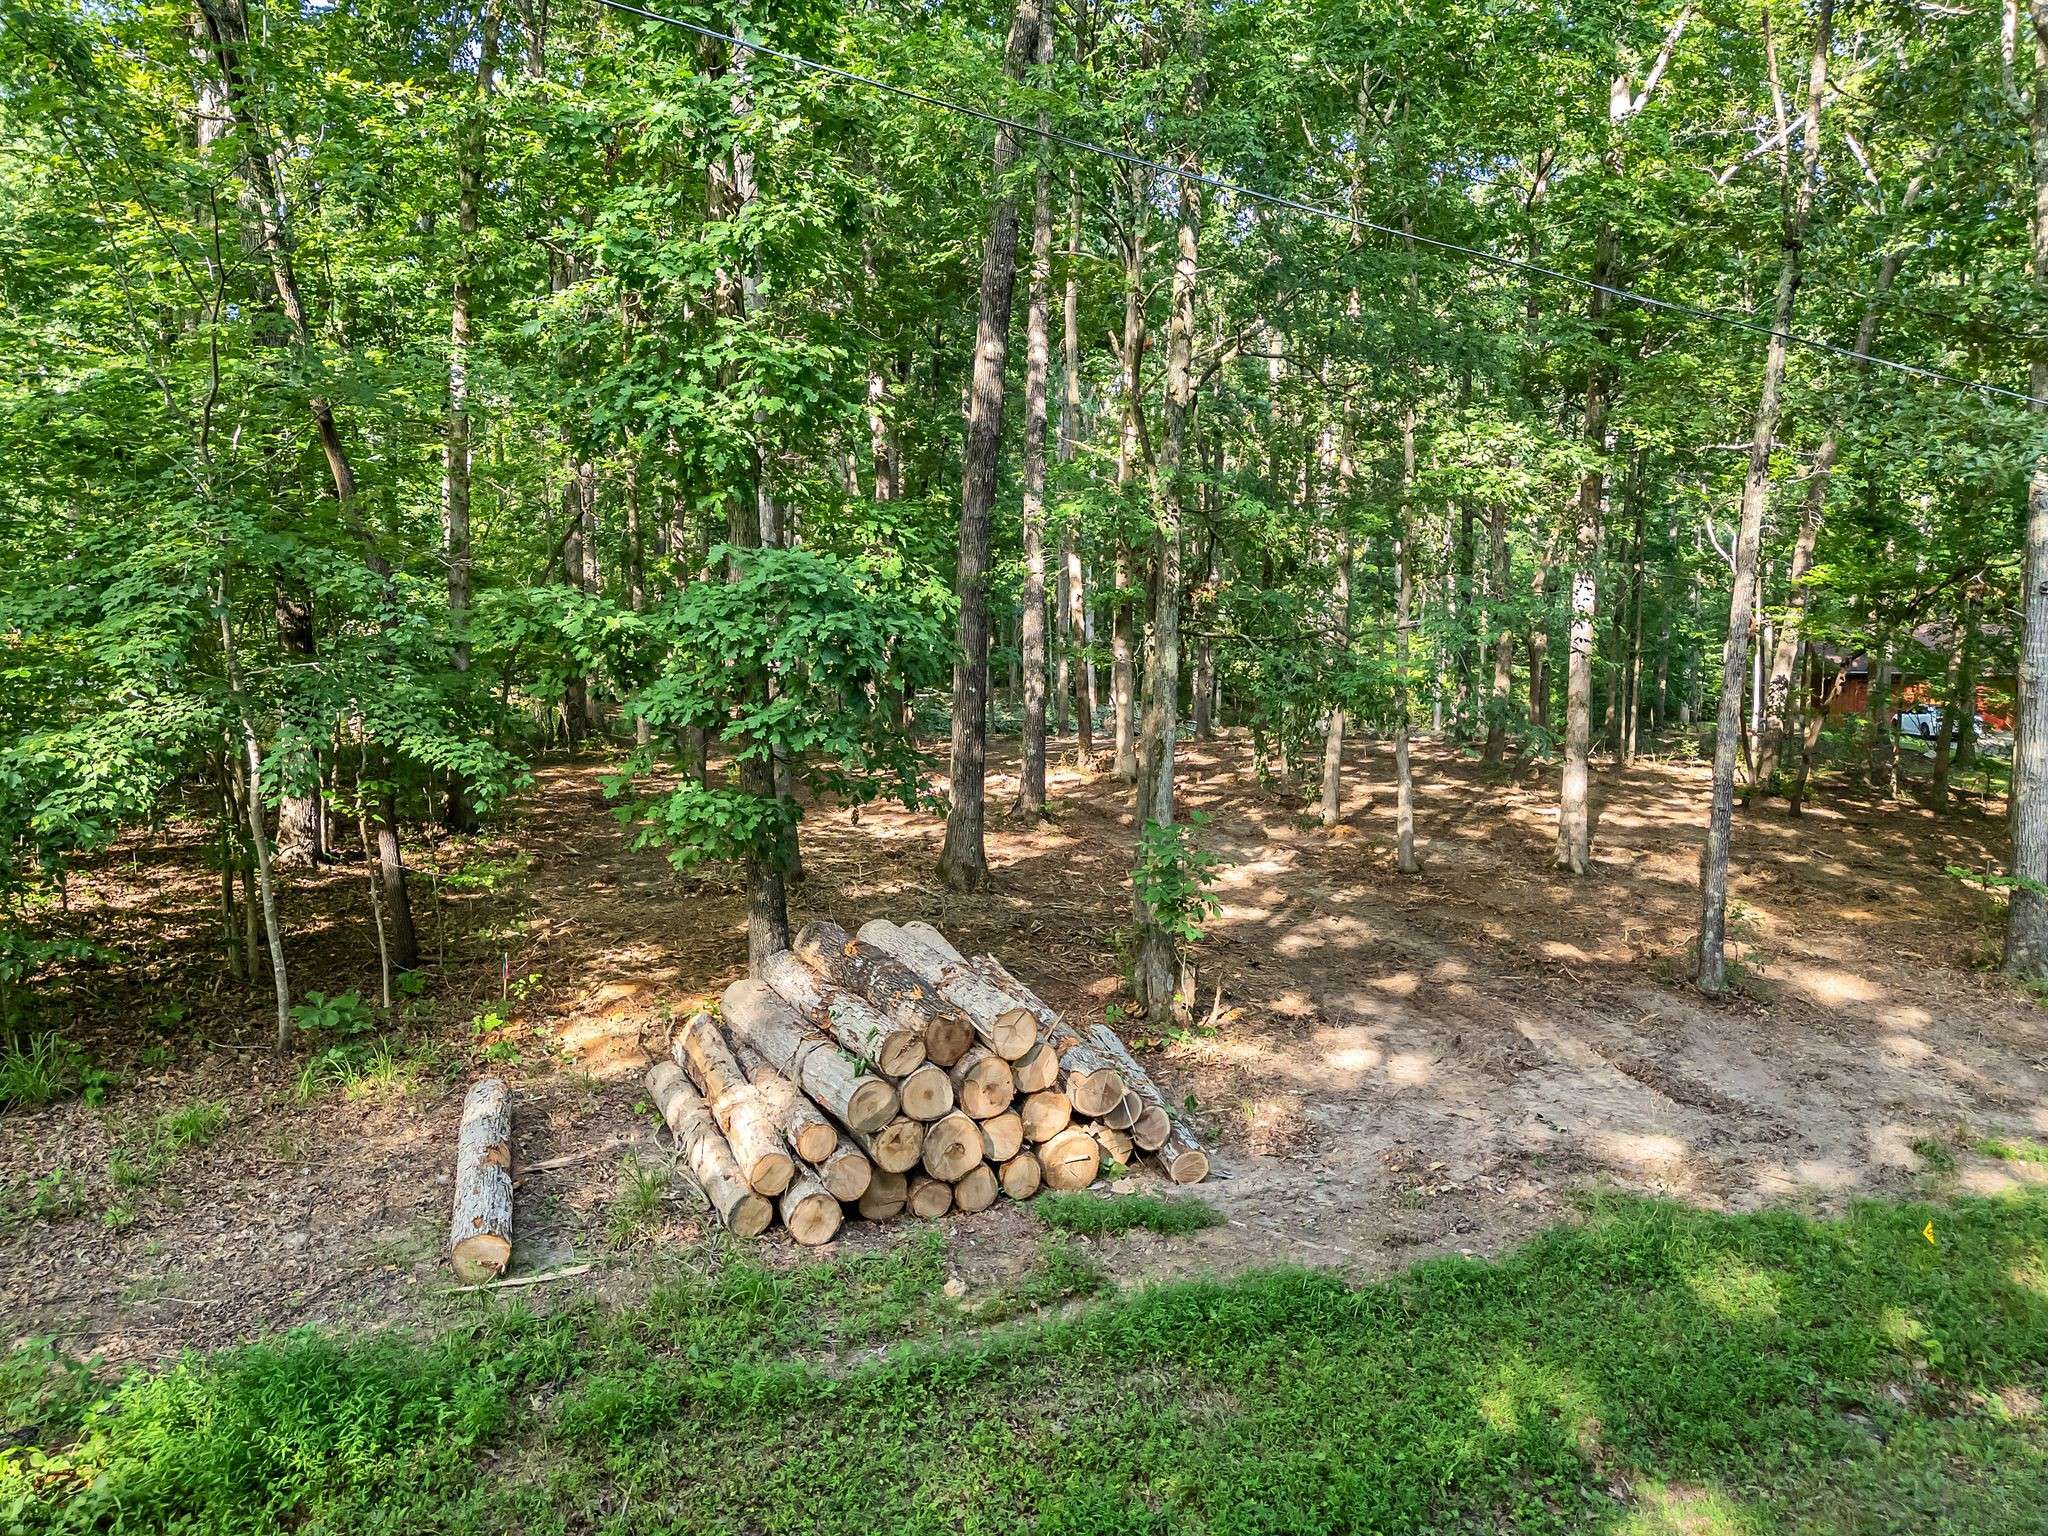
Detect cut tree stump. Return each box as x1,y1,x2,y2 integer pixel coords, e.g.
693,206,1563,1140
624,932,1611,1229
858,1168,908,1220
761,949,925,1075
811,1138,873,1203
977,1109,1024,1164
1085,1022,1207,1179
919,1110,981,1180
1018,1089,1072,1143
778,1173,844,1246
896,1061,955,1122
647,1062,771,1238
722,979,899,1133
734,1040,839,1164
948,1047,1016,1120
850,1115,925,1175
998,1151,1042,1201
1037,1126,1102,1191
675,1012,793,1196
906,1171,954,1219
793,920,974,1066
863,920,1037,1059
968,955,1123,1114
951,1162,998,1214
449,1076,513,1282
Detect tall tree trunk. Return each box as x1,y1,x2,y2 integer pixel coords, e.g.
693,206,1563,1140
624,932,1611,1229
2008,0,2048,975
1110,189,1146,785
1012,14,1054,822
1060,173,1095,767
1133,25,1204,1024
217,574,290,1047
1394,405,1420,875
937,0,1039,892
272,583,324,865
1482,499,1514,767
1321,536,1352,827
1622,470,1647,763
1698,0,1831,993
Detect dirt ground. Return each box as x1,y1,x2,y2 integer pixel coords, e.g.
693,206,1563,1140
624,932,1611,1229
7,732,2048,1368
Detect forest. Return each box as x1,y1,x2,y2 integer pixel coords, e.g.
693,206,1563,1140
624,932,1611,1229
6,0,2048,1531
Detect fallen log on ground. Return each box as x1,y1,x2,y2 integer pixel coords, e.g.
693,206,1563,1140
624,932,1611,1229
1036,1126,1103,1192
722,979,899,1133
951,1162,997,1214
906,1171,953,1219
1085,1022,1207,1176
647,1061,772,1238
675,1011,793,1196
777,1172,844,1246
998,1151,1042,1201
450,1076,513,1282
761,949,925,1075
861,920,1037,1059
794,921,975,1065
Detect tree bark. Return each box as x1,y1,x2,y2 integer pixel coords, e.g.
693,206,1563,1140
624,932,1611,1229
938,0,1040,892
1482,499,1514,767
2008,0,2048,976
448,1076,513,1280
1697,0,1831,994
1134,33,1205,1023
1394,405,1420,875
1012,13,1055,822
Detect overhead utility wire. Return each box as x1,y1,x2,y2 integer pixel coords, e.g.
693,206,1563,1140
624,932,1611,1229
586,0,2042,410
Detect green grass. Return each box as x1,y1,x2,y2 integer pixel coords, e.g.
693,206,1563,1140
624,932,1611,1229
1978,1137,2048,1166
604,1154,671,1247
0,1035,108,1110
6,1194,2048,1533
1036,1190,1223,1236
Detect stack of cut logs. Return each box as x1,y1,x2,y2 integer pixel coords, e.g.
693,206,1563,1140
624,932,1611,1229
644,919,1208,1244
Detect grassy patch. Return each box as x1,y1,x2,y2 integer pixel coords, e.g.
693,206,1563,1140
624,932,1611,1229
6,1194,2048,1533
1978,1136,2048,1166
1035,1189,1223,1236
603,1154,671,1247
0,1034,110,1110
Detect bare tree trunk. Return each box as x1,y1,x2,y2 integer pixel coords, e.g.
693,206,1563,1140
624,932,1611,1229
1321,537,1351,827
217,574,290,1047
937,0,1039,892
1482,499,1514,767
1394,406,1420,875
443,4,494,829
1133,27,1204,1023
1933,630,1961,816
1012,16,1054,822
1698,0,1831,993
1555,425,1603,873
2008,0,2048,976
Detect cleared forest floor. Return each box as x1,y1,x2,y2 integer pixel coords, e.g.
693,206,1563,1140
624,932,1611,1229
6,732,2047,1368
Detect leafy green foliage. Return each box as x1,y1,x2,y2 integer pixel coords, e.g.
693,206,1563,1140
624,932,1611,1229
289,992,377,1039
614,544,949,872
1131,811,1225,944
7,1195,2048,1533
1035,1190,1222,1237
0,1035,110,1110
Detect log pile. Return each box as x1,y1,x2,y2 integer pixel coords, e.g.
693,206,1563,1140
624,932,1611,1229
646,920,1208,1243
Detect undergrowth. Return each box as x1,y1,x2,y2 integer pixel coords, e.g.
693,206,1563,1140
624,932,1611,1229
1035,1189,1223,1236
5,1194,2048,1534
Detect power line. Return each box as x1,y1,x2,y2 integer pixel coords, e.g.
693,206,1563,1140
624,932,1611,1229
585,0,2043,410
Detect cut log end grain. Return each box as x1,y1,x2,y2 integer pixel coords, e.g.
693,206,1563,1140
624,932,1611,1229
647,1061,773,1238
1037,1127,1102,1191
998,1150,1042,1201
920,1110,982,1181
1011,1040,1060,1094
951,1162,998,1215
857,1168,908,1221
949,1047,1016,1120
977,1109,1024,1165
449,1076,513,1283
1101,1088,1142,1131
779,1175,844,1246
813,1141,873,1203
1065,1066,1126,1120
907,1171,954,1220
1088,1124,1134,1169
1131,1104,1171,1153
734,1040,839,1165
1018,1089,1072,1144
896,1062,956,1122
966,953,1125,1115
855,1116,926,1175
1150,1130,1211,1185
